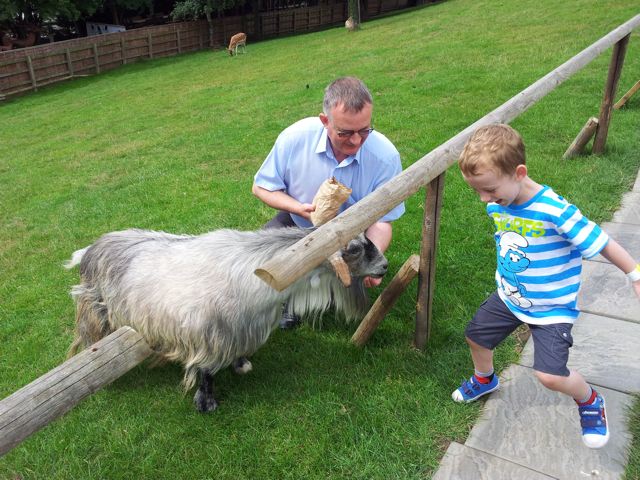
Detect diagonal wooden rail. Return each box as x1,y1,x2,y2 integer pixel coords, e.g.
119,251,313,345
0,327,152,457
254,14,640,293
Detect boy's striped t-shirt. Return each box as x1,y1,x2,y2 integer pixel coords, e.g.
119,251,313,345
487,185,609,325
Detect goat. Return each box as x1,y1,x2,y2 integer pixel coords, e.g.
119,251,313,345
227,32,247,56
65,226,387,412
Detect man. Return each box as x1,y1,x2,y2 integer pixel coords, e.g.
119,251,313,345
252,76,405,328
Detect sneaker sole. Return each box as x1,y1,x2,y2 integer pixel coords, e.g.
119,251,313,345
452,383,500,403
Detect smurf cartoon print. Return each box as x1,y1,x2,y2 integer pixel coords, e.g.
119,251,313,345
497,231,532,308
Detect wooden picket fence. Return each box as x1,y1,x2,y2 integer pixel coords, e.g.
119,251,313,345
0,22,209,99
0,0,425,100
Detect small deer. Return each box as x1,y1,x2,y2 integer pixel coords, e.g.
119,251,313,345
228,32,247,56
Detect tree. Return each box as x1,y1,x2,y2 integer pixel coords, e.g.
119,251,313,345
98,0,154,26
347,0,360,30
171,0,245,47
1,0,102,40
1,0,98,24
1,0,161,41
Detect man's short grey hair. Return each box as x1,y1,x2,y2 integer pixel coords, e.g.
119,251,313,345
323,77,373,118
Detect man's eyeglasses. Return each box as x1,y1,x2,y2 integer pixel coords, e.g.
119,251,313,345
335,127,374,139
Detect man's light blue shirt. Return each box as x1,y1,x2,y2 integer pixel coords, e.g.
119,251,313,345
254,117,405,228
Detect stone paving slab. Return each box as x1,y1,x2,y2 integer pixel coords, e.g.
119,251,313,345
520,312,640,393
591,222,640,264
465,364,632,480
634,173,640,191
612,191,640,224
579,261,640,322
432,441,555,480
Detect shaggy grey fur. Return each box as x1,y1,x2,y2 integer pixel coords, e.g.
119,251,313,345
65,226,387,410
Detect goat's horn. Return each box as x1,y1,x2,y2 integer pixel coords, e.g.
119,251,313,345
328,251,351,287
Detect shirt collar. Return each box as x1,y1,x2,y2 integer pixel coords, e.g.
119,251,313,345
315,127,361,166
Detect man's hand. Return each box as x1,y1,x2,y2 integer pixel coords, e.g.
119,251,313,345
251,185,316,221
297,203,315,221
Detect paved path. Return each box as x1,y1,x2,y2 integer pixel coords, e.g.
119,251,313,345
433,172,640,480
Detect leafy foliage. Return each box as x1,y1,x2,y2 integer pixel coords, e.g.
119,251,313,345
0,0,102,26
171,0,246,21
0,0,154,37
170,0,203,20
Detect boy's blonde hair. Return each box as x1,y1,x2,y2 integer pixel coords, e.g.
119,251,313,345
459,124,526,177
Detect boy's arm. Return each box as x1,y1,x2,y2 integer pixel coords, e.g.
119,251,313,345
599,238,640,297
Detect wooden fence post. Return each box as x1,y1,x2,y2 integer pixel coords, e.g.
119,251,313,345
177,29,182,54
222,19,227,46
148,31,153,59
593,34,630,154
65,49,74,77
0,327,152,457
26,56,37,91
563,117,599,159
257,14,264,40
351,254,420,347
92,44,100,74
121,37,127,64
414,173,445,350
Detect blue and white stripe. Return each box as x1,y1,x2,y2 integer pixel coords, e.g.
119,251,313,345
488,186,609,325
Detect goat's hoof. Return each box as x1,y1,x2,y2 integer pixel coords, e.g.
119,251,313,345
232,357,253,375
193,390,219,413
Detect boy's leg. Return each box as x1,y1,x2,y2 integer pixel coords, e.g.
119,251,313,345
534,369,590,400
452,292,522,403
468,336,494,374
530,323,609,449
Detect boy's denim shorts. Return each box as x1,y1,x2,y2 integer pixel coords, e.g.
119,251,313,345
465,291,573,376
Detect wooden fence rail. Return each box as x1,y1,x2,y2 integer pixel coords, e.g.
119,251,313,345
0,327,152,457
0,22,209,98
255,14,640,347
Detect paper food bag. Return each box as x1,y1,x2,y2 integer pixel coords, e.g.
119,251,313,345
310,177,352,226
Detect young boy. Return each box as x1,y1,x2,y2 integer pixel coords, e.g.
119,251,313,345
454,123,640,449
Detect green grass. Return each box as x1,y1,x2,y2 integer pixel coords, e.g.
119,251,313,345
1,0,640,478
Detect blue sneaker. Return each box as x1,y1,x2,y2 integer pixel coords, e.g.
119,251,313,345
452,374,499,403
578,393,610,449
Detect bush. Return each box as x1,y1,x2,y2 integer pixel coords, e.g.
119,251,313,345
171,0,205,21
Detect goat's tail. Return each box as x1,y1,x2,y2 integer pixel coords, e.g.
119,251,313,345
66,284,113,358
64,246,90,269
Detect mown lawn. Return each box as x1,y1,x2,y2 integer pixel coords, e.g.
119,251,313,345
1,0,639,478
